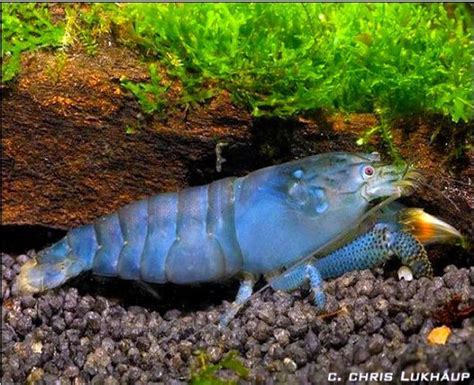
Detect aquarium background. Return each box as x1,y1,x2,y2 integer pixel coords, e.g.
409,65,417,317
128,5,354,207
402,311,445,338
2,3,473,385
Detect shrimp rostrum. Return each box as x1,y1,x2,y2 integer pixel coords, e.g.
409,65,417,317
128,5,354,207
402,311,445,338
19,152,462,324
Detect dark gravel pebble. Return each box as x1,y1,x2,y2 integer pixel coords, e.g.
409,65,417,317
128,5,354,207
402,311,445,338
1,253,473,384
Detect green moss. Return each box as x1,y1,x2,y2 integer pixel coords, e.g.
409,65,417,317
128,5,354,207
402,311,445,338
112,4,473,124
121,63,167,115
190,351,249,385
2,4,64,82
2,4,472,154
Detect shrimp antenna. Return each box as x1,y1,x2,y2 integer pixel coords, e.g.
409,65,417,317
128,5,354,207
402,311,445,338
416,178,461,214
418,169,472,187
399,154,463,215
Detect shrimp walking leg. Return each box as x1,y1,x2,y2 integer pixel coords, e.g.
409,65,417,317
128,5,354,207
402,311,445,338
219,273,257,326
270,264,326,309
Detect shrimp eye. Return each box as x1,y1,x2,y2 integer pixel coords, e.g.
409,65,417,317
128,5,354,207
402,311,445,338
364,166,375,177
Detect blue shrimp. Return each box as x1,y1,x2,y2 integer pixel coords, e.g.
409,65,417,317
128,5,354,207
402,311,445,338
18,152,461,324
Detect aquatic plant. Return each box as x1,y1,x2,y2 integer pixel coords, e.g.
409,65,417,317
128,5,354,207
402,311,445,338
2,4,64,82
112,4,473,123
190,351,249,385
2,3,472,154
121,63,168,115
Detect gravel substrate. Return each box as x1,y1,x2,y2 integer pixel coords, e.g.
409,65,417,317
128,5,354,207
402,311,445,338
2,252,473,385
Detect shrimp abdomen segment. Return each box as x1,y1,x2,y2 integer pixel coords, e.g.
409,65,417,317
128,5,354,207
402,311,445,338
140,193,178,283
117,200,149,280
166,179,243,283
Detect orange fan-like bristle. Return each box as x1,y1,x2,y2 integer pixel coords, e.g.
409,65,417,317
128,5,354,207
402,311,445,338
399,208,463,246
